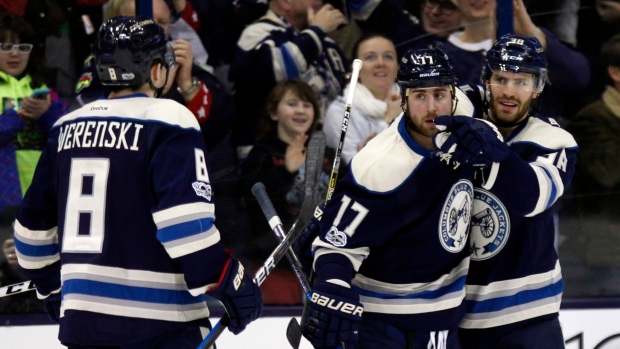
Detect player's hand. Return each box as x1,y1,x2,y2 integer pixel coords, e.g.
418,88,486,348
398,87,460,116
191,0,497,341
433,116,509,167
303,281,363,349
17,96,51,120
308,4,346,33
285,133,308,173
206,251,263,334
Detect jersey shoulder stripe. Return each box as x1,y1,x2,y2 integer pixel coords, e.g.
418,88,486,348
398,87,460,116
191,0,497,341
351,115,427,193
54,97,199,130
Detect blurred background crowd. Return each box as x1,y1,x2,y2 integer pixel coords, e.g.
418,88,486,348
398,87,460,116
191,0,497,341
0,0,619,312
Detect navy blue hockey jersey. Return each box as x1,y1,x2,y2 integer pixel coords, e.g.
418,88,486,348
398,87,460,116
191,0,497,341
14,95,229,346
312,114,478,331
462,115,578,329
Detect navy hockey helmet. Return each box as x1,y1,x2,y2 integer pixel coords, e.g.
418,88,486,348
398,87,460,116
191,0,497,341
397,48,456,104
482,34,547,93
93,16,175,87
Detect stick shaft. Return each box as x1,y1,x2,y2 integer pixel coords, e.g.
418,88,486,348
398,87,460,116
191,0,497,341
325,59,363,202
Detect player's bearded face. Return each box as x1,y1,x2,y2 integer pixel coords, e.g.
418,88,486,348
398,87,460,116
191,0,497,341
487,72,538,127
405,86,453,144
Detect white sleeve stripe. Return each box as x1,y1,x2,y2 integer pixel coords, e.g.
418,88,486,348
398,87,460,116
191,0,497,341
161,225,219,249
189,282,218,296
525,163,563,217
165,231,221,259
312,238,369,272
535,161,564,198
526,165,552,217
18,255,60,270
153,202,214,227
14,220,58,242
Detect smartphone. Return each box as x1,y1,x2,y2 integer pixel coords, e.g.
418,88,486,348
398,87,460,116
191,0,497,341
31,88,50,100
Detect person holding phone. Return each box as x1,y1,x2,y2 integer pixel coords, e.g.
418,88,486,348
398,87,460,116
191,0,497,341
0,13,65,309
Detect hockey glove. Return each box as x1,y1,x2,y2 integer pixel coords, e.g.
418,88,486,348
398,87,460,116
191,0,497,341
433,116,510,166
206,251,263,334
293,204,324,274
44,292,61,323
303,281,363,349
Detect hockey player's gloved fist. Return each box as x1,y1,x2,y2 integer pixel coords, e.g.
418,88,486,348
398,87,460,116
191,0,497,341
44,292,61,323
206,250,263,334
302,281,363,349
293,204,324,274
433,116,509,166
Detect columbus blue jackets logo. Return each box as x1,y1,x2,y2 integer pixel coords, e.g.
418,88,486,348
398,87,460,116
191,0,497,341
469,189,510,260
192,181,212,201
439,180,473,253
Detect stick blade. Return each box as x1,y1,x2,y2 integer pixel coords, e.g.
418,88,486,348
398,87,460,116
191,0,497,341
286,317,303,349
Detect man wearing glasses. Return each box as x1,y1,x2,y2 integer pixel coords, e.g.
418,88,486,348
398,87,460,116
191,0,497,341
419,0,463,40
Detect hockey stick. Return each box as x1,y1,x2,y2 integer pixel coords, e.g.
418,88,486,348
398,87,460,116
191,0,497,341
325,58,363,202
197,133,327,349
286,59,364,348
0,280,36,298
253,183,348,349
251,131,326,348
252,182,312,296
251,131,326,299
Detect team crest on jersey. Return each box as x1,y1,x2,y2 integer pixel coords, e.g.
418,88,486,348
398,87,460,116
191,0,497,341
439,180,473,253
469,189,510,260
325,226,347,247
192,181,212,200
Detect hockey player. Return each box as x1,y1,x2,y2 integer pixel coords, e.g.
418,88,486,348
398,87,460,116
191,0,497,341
442,35,578,348
300,48,508,349
13,16,263,348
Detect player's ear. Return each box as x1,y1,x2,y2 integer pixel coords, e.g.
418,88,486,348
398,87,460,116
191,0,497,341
150,62,165,88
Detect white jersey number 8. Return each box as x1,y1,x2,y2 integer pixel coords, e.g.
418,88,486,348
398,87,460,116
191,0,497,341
62,158,110,253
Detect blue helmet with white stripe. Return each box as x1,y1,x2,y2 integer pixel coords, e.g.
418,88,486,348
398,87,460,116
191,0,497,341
397,48,456,104
482,34,547,93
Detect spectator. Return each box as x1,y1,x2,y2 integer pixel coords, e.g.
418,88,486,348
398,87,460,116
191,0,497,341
567,33,620,296
72,0,234,153
239,79,340,304
354,0,462,57
230,0,348,163
575,0,620,109
440,0,590,121
0,13,65,314
323,33,401,165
